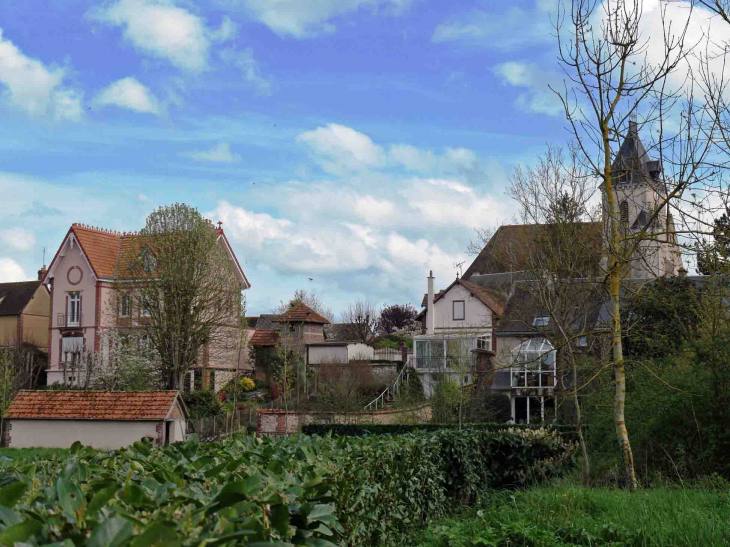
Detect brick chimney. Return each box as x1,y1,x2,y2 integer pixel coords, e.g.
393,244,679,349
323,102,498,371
37,265,47,282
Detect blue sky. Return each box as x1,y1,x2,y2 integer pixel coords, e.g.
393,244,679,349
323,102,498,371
0,0,595,316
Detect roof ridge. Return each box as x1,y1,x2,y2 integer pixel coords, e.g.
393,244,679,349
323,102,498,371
72,223,125,236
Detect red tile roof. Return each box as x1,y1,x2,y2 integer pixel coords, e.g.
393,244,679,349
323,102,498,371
6,390,184,421
249,329,278,346
279,303,331,324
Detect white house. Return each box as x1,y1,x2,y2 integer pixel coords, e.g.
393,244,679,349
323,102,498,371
4,390,188,449
412,272,505,396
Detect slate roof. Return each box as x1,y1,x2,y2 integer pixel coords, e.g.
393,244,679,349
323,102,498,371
279,304,331,324
324,323,371,342
463,223,603,280
254,314,283,331
6,390,184,421
612,120,661,185
0,281,44,316
245,316,259,328
249,330,278,347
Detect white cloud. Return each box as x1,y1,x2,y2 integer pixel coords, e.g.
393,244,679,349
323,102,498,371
238,0,413,38
0,258,26,282
138,193,150,201
0,28,83,121
94,77,162,114
219,48,272,95
297,124,386,174
0,228,35,252
432,2,553,50
180,142,241,163
389,144,478,173
493,61,563,116
87,0,235,72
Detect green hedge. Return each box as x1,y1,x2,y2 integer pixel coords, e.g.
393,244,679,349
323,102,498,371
0,428,575,546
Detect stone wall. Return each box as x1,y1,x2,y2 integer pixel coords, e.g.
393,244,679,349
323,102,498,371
256,403,432,437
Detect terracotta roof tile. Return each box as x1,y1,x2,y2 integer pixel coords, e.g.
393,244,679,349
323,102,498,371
72,226,122,279
6,390,183,421
279,304,331,324
249,330,278,346
421,277,506,316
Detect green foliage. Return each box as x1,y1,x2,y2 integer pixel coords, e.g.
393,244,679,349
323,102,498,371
182,390,224,420
0,429,574,546
407,485,730,547
219,377,255,402
624,276,704,360
373,334,413,350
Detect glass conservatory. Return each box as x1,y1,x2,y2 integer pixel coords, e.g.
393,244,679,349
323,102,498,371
510,338,556,389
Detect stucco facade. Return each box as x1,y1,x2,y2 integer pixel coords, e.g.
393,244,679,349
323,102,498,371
0,281,50,351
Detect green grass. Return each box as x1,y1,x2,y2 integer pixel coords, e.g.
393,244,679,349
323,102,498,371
406,483,730,546
0,447,70,461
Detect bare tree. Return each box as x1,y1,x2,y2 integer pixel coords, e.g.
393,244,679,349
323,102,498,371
552,0,716,489
117,203,245,389
340,300,378,343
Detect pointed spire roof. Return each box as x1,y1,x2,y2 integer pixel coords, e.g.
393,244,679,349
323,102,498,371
612,120,661,185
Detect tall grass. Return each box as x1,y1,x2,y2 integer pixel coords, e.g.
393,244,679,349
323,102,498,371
408,482,730,546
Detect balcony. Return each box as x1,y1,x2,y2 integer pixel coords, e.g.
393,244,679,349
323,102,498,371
413,356,446,369
57,313,84,328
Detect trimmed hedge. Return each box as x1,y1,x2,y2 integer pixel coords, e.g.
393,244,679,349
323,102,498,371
0,428,575,546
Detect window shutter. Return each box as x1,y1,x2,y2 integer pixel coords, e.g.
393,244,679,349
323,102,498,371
79,295,83,325
183,371,191,392
209,370,215,391
65,295,69,324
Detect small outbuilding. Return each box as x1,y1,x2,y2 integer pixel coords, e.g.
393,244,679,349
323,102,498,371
4,390,188,449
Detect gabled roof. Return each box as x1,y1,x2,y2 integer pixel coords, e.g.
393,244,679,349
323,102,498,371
420,277,506,318
463,223,603,280
46,223,249,287
254,314,283,331
0,281,44,316
249,330,278,346
324,323,372,342
279,304,331,324
6,390,185,421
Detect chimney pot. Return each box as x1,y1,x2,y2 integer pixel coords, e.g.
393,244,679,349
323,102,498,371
38,265,47,282
427,271,435,336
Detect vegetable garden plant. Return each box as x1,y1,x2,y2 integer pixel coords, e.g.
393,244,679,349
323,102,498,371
0,428,575,546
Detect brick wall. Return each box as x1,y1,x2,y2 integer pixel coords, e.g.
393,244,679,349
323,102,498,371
256,404,433,437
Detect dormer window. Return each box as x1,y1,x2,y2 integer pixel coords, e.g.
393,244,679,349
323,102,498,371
142,247,157,273
533,316,549,327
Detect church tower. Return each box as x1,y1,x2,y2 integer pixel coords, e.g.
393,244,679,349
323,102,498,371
604,120,682,278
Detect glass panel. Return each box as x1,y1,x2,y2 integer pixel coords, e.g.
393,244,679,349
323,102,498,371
453,301,465,320
544,397,556,422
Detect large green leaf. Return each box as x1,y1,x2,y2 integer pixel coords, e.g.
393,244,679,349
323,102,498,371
56,478,84,519
87,484,120,517
0,519,41,545
0,481,28,508
87,517,134,547
129,521,179,547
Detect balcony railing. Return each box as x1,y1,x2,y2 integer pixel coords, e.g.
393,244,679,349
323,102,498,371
57,313,83,328
413,356,447,369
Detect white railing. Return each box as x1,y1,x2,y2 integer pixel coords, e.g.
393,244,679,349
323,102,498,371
364,363,408,411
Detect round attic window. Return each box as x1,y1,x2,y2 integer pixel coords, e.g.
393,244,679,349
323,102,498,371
67,266,83,285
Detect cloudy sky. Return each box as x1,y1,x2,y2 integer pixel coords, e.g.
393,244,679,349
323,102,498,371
0,0,710,315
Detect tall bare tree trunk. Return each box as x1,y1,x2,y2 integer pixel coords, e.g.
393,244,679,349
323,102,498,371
603,129,638,491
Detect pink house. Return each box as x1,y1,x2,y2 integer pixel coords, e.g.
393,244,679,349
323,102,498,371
43,222,251,389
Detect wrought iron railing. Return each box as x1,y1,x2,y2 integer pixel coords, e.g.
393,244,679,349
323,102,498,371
364,364,408,411
57,313,83,328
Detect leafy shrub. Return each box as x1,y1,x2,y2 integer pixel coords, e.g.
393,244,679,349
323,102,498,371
0,428,575,546
302,422,578,439
219,376,255,402
182,389,224,419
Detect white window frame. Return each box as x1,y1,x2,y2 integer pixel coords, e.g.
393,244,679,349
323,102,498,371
532,315,550,327
577,336,588,348
68,293,81,327
453,300,465,321
476,335,490,350
512,395,555,424
120,294,130,318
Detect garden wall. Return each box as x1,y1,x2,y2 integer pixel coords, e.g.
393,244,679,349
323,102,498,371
256,403,432,436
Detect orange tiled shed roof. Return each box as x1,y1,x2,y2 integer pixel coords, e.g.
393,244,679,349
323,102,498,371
6,390,183,421
279,303,331,324
249,329,278,346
